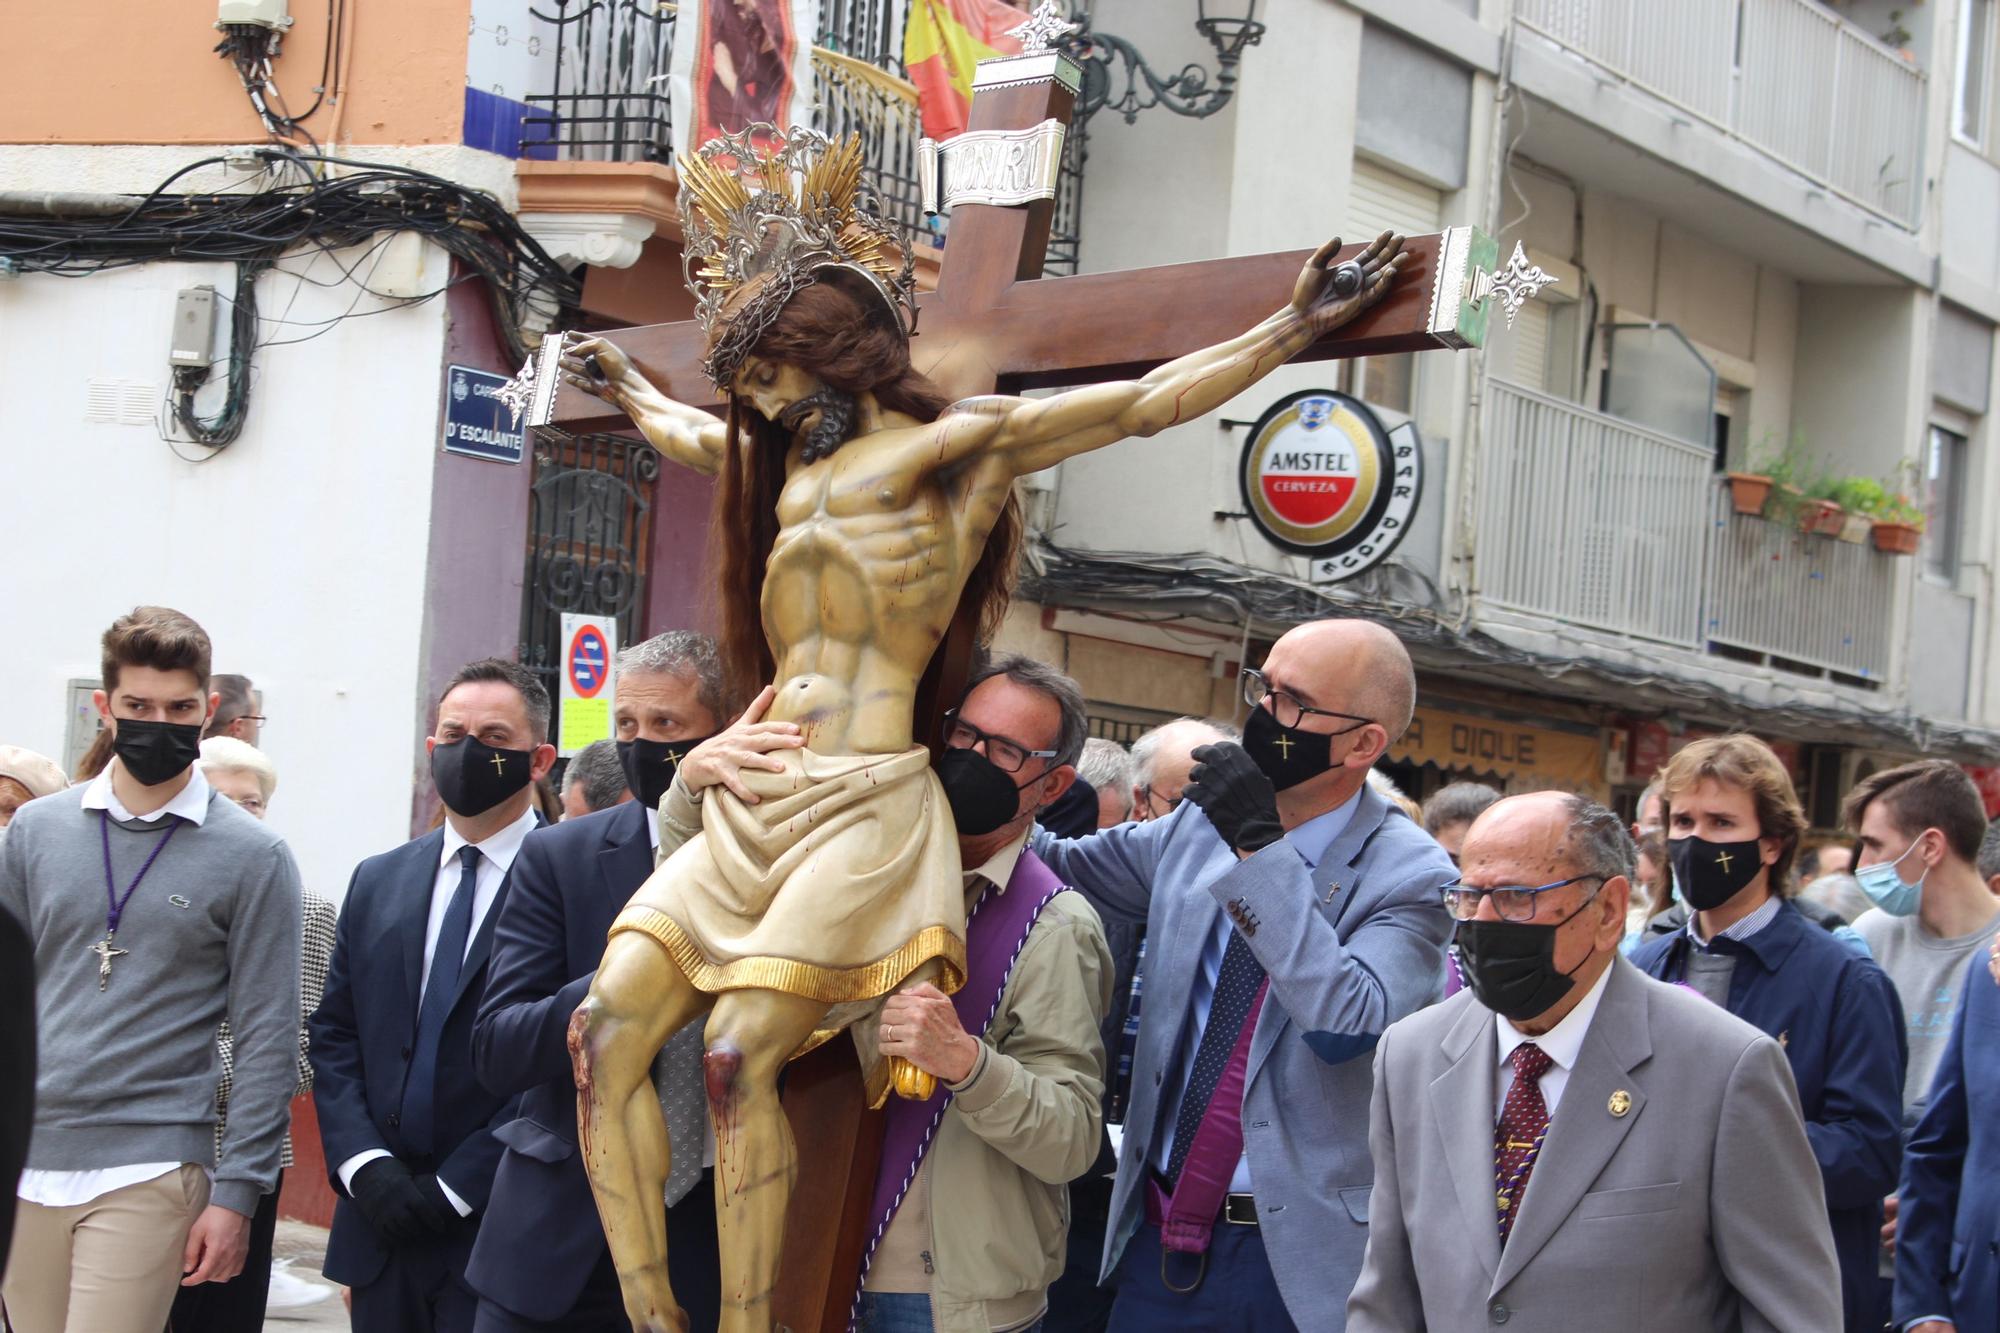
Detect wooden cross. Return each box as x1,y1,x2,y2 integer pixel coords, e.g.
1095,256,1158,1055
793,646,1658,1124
546,43,1511,1333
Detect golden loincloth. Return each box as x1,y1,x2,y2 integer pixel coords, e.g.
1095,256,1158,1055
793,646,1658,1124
609,745,966,1102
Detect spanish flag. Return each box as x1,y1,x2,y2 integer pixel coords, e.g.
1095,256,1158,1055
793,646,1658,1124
904,0,1030,140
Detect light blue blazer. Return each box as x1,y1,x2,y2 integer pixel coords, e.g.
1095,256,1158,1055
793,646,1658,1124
1031,780,1455,1330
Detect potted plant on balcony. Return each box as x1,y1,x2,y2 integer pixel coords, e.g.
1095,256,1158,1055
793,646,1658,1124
1799,474,1847,537
1831,476,1886,543
1727,468,1774,516
1871,493,1925,554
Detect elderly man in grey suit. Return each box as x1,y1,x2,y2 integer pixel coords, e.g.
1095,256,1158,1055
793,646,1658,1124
1030,619,1455,1330
1348,791,1842,1332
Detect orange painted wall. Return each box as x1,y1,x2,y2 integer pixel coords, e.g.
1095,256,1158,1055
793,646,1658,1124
2,0,467,146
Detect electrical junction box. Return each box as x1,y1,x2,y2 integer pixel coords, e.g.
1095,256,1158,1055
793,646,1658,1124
217,0,290,29
170,287,218,368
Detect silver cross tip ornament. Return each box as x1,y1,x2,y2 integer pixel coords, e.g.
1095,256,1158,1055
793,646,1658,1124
1008,0,1078,55
1472,241,1560,330
496,353,539,430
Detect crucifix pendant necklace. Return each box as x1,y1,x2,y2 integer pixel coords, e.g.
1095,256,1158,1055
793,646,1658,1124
94,809,182,991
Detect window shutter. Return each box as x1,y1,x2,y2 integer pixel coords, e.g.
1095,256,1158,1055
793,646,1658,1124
1506,299,1552,393
1345,158,1444,243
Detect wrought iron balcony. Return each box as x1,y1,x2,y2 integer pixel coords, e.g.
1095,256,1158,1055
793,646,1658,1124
519,0,1085,273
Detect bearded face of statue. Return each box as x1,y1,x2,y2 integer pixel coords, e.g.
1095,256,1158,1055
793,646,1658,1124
732,354,859,463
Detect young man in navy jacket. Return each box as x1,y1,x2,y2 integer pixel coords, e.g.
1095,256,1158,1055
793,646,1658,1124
1631,734,1905,1333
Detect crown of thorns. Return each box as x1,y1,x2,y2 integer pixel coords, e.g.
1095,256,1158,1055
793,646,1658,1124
680,124,918,389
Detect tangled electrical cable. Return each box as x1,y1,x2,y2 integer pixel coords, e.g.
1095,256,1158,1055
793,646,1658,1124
0,149,580,448
1022,536,2000,758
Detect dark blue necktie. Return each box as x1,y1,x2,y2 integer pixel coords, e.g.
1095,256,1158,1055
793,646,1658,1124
403,844,479,1154
1165,928,1266,1186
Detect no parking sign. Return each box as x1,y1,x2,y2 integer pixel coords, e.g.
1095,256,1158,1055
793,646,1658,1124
558,614,618,756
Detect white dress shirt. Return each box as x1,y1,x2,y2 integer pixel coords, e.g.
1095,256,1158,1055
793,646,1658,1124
1493,958,1615,1119
1154,791,1362,1194
337,806,540,1214
18,763,216,1208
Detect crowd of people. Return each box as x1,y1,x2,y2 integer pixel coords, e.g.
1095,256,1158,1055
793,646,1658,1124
3,604,1999,1332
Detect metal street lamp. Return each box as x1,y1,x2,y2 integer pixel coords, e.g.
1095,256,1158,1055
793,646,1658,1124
1063,0,1266,123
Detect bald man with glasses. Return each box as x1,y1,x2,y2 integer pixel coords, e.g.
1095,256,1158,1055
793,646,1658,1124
1028,619,1455,1330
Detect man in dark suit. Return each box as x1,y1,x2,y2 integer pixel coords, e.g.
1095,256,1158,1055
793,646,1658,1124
469,632,747,1332
310,659,554,1332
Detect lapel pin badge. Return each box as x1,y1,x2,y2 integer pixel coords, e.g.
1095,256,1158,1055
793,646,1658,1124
1607,1089,1632,1118
168,895,192,909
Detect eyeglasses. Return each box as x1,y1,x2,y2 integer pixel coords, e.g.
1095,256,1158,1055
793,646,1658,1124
1140,785,1181,815
1441,874,1605,922
1240,668,1372,732
942,710,1057,774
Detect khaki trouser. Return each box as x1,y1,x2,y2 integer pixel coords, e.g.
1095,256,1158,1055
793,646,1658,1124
1,1165,211,1333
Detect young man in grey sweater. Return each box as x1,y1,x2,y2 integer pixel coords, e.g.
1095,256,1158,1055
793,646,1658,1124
1844,759,2000,1297
0,606,303,1332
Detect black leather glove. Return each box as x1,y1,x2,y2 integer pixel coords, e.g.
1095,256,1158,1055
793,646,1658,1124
350,1157,452,1244
412,1173,460,1230
1182,743,1284,855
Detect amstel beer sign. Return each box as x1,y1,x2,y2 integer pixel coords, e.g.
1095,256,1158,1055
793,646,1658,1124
1238,389,1422,580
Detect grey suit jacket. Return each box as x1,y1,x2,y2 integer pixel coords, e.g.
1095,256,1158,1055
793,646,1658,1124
1346,956,1843,1332
1031,781,1454,1330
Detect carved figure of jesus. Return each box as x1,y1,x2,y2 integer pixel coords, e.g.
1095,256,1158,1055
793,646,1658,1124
561,224,1405,1331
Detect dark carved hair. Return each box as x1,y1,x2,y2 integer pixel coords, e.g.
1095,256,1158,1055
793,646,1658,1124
101,606,212,695
709,273,1022,701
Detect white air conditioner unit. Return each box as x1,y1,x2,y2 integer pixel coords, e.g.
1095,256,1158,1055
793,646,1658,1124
217,0,291,29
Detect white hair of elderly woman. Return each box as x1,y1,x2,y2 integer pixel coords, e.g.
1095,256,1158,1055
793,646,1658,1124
198,735,277,802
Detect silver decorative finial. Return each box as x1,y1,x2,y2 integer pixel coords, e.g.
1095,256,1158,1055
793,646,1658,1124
496,355,538,429
1472,241,1559,330
1007,1,1078,55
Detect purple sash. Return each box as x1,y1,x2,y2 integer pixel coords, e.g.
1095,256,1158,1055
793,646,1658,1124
852,849,1066,1315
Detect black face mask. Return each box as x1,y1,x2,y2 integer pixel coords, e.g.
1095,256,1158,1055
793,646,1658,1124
937,747,1039,837
431,737,534,818
1451,885,1602,1023
1241,704,1347,793
1668,834,1766,911
617,735,714,813
113,719,204,788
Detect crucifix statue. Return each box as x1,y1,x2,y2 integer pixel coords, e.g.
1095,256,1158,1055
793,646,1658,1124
522,23,1547,1333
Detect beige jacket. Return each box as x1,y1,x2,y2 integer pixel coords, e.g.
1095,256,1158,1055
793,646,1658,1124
659,782,1113,1331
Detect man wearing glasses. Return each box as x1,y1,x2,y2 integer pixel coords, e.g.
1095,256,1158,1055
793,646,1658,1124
202,674,266,747
1348,791,1840,1331
1027,618,1455,1330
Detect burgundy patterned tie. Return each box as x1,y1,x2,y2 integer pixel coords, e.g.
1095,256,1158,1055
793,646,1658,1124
1493,1042,1553,1243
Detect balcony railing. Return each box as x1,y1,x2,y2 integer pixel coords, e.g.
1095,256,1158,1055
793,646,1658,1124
1514,0,1926,228
1476,380,1904,684
1705,488,1898,680
520,0,1084,272
1477,380,1712,647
